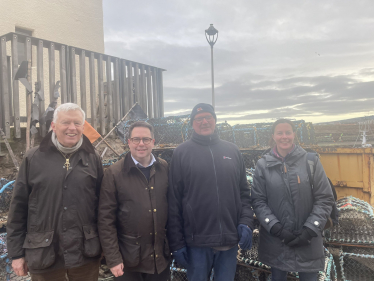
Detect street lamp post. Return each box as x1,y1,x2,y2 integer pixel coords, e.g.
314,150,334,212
205,24,218,109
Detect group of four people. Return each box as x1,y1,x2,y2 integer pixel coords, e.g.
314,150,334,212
7,102,334,281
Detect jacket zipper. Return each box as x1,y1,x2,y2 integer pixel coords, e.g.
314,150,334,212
187,204,196,241
208,144,223,244
282,162,296,229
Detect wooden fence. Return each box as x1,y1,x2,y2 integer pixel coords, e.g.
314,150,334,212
0,32,165,139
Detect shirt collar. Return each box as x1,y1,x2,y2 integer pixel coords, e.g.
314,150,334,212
131,153,156,168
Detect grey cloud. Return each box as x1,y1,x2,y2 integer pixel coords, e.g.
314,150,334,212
103,0,374,123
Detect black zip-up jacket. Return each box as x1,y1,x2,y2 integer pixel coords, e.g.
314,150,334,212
167,131,254,251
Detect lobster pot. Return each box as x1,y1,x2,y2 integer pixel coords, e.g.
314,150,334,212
340,252,374,281
325,197,374,244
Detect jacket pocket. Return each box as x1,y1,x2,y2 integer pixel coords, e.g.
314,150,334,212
23,231,55,270
83,224,101,257
118,234,140,267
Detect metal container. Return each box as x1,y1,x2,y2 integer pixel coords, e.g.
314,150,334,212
315,147,374,206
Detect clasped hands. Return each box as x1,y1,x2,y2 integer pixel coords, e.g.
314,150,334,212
270,223,317,247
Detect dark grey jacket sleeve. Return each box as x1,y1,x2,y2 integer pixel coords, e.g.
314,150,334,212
251,159,280,233
238,153,255,230
167,151,186,252
303,158,334,233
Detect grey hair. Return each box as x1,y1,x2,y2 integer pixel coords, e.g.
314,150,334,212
53,103,85,124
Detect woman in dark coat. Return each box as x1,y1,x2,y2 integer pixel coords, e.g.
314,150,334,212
251,119,334,281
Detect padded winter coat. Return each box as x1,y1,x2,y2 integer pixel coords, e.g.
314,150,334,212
252,146,334,272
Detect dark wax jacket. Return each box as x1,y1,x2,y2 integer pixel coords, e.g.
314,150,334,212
7,131,103,273
167,132,254,251
98,153,170,274
252,146,334,272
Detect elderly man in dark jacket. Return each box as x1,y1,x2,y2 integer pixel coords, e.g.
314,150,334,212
98,121,170,281
7,103,103,281
168,103,254,281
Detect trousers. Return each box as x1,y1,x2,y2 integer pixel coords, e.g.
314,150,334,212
30,259,100,281
186,245,238,281
114,266,170,281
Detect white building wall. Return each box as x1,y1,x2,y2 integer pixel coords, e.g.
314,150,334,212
0,0,105,128
0,0,104,53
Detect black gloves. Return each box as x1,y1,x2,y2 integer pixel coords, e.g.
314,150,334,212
270,223,296,245
287,227,317,247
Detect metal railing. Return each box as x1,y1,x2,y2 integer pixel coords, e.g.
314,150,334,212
0,32,165,139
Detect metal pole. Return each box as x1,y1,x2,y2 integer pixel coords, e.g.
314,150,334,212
211,45,215,109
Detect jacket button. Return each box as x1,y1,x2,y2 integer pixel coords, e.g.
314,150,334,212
64,185,67,189
265,218,270,223
149,210,151,212
153,209,157,212
314,221,319,226
150,233,153,235
156,254,158,258
151,254,153,257
145,188,148,190
136,242,139,245
150,187,154,190
155,232,157,235
63,228,67,232
64,207,67,211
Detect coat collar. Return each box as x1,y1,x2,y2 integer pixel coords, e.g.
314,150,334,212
263,145,306,167
122,151,161,174
191,131,220,146
39,130,96,155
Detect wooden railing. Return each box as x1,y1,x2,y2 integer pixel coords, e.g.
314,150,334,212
0,32,165,138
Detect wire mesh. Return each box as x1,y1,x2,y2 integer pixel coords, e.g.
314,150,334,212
325,196,374,244
0,233,31,281
118,116,316,148
340,252,374,281
0,179,14,215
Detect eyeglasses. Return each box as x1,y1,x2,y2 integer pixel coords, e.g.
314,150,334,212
129,137,153,145
193,116,214,123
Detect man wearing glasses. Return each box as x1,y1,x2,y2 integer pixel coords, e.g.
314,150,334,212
98,121,170,281
168,103,254,281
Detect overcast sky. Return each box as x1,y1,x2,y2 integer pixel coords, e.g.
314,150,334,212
103,0,374,124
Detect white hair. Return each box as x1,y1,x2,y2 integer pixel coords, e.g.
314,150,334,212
53,103,85,124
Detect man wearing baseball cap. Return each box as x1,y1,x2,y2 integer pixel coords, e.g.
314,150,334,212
167,103,254,281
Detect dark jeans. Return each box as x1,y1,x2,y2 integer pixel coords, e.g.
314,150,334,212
271,267,318,281
30,259,100,281
186,246,238,281
114,266,170,281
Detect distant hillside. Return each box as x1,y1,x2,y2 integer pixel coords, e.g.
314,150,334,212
316,115,374,125
314,119,374,145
